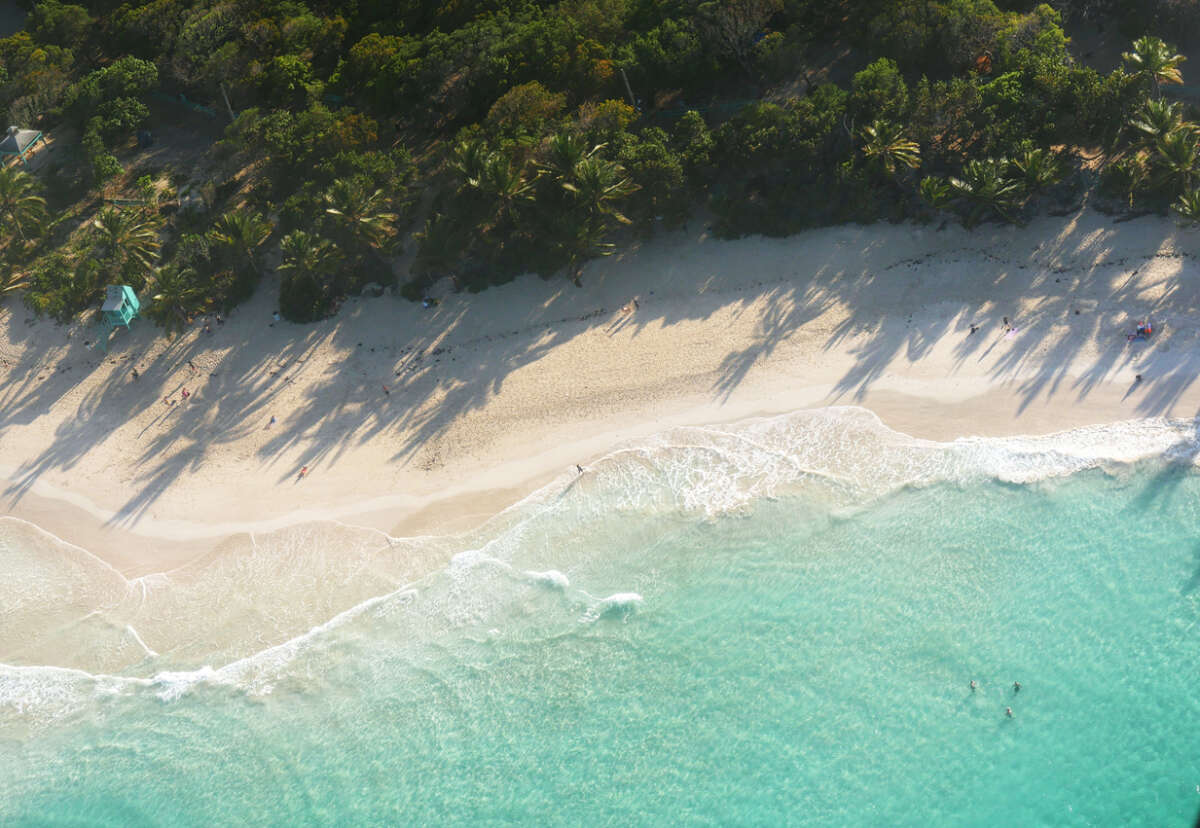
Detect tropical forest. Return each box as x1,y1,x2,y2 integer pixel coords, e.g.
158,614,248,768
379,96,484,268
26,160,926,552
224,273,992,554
2,0,1200,325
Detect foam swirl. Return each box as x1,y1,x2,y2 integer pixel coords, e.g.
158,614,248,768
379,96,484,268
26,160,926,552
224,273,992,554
2,407,1197,727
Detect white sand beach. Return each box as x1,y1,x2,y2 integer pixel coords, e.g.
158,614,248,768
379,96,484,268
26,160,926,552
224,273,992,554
3,211,1200,576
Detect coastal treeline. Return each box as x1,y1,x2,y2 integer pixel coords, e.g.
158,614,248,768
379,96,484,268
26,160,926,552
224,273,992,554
1,0,1199,324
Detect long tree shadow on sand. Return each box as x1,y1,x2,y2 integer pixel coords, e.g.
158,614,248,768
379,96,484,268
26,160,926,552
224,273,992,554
814,216,1200,424
7,212,1200,533
712,285,835,401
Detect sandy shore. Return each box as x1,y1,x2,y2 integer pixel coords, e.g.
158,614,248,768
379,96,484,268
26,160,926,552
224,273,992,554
4,211,1200,575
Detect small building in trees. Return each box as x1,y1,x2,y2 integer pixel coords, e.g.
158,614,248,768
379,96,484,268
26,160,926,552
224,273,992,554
102,285,140,327
0,125,45,167
95,285,140,351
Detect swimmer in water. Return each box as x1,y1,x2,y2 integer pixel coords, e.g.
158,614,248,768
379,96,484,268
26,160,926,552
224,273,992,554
969,680,977,692
1005,707,1014,718
1013,681,1021,693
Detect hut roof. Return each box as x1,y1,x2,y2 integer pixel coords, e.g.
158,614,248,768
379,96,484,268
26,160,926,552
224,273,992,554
0,126,42,156
101,286,127,312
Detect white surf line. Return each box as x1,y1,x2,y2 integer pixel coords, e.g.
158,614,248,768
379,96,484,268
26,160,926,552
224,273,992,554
3,408,1195,548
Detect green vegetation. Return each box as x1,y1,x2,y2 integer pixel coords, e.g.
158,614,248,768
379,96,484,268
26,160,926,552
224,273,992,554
1,0,1199,327
0,167,47,242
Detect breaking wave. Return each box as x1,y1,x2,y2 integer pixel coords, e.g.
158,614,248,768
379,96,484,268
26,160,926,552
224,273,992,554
2,406,1197,727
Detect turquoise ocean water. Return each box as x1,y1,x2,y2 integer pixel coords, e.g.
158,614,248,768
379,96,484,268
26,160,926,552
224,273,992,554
1,408,1199,825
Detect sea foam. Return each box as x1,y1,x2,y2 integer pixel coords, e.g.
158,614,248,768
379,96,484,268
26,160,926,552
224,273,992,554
3,407,1197,725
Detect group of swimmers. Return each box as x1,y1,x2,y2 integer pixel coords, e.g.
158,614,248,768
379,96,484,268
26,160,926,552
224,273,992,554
969,679,1022,718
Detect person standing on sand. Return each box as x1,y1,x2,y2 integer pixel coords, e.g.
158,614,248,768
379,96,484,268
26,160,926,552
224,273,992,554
299,466,308,478
576,464,585,474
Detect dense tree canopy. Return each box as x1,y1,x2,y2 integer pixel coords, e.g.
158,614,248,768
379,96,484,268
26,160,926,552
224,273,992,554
0,0,1195,324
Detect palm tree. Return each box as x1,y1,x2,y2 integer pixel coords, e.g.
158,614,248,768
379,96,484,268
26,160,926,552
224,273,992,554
1154,128,1200,192
1172,189,1200,224
539,132,598,181
859,119,921,176
450,139,489,189
1010,148,1063,196
0,166,48,242
1105,155,1148,208
948,158,1023,225
149,264,203,334
278,230,342,321
532,135,637,285
206,211,273,276
324,178,398,254
1122,36,1186,98
1,268,29,296
919,176,953,210
562,155,638,224
1127,99,1189,149
555,212,618,286
92,206,163,281
479,153,533,211
280,230,339,276
413,213,462,281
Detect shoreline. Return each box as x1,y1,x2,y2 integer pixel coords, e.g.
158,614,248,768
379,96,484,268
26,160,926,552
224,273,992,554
3,379,1194,575
4,211,1200,574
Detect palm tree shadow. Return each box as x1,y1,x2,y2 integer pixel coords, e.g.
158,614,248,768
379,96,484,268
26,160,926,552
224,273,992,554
606,311,635,337
1127,421,1200,512
713,286,833,402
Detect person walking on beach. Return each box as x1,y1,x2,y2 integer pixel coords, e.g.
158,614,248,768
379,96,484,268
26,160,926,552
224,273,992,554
181,388,190,399
187,360,197,374
576,464,585,474
299,466,308,479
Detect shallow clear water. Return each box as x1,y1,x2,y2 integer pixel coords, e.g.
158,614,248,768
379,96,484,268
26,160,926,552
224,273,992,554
2,410,1199,825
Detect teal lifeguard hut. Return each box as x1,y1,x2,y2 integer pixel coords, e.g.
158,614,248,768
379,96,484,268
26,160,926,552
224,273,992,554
96,285,140,351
